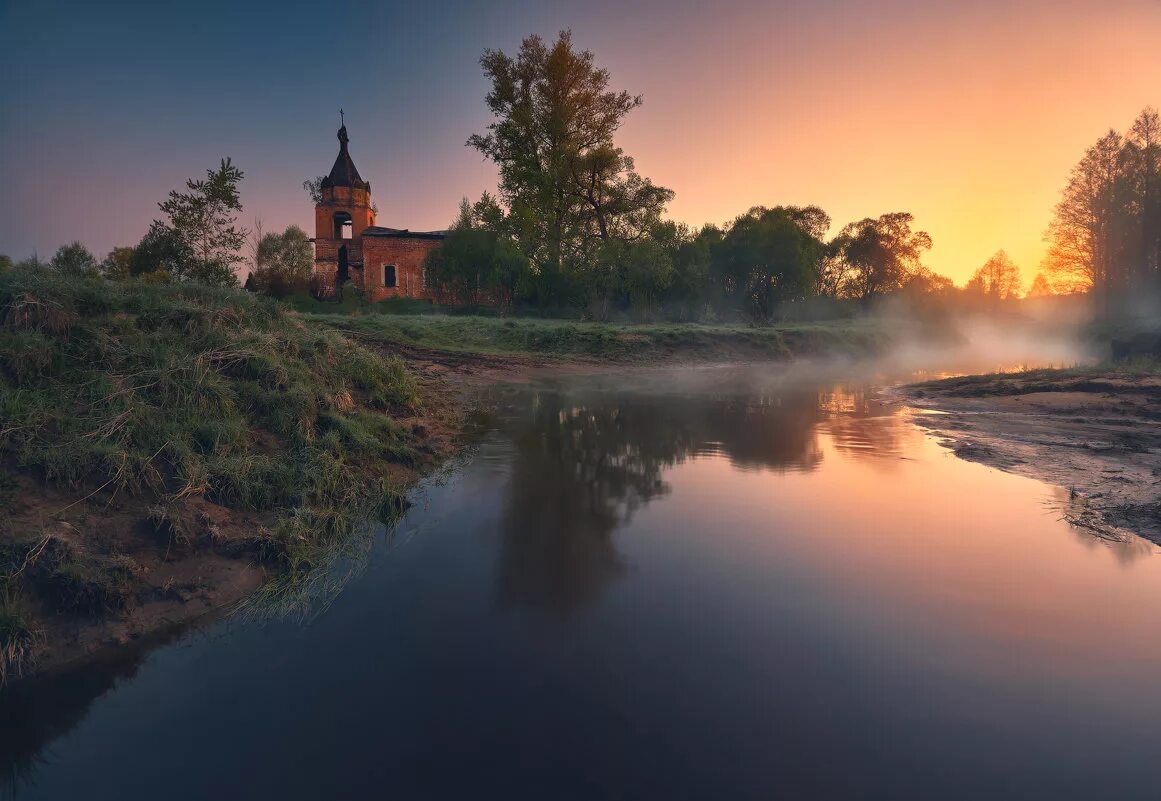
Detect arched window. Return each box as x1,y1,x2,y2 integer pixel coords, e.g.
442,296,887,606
333,212,353,240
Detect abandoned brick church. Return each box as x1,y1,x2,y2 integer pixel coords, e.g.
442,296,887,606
312,120,444,301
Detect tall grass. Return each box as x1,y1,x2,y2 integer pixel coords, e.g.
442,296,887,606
0,266,425,677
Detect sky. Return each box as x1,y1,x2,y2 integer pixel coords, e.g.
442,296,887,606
1,0,1159,285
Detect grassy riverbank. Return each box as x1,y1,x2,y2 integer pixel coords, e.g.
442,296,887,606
306,311,896,363
0,268,454,682
0,274,903,683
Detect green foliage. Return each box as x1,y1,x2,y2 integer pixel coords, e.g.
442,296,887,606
153,157,248,286
424,198,532,311
832,212,933,301
49,242,98,276
0,592,40,684
468,31,673,286
130,221,193,279
0,264,421,583
100,246,136,280
710,206,830,321
250,225,314,296
311,311,889,363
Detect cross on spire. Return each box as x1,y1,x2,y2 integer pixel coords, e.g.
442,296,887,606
340,108,345,127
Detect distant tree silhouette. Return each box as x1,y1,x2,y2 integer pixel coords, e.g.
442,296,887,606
966,250,1022,300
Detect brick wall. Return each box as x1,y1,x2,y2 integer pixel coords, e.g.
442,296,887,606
362,237,442,301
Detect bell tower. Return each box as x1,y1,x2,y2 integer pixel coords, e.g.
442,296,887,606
314,112,375,288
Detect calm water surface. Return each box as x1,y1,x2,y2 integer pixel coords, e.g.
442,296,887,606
5,366,1161,800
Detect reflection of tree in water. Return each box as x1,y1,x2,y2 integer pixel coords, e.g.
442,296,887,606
817,383,906,464
494,386,825,612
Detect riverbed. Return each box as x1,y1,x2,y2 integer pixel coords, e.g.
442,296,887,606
4,364,1161,800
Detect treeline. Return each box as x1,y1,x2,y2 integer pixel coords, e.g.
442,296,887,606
424,31,1031,322
1042,107,1161,315
0,158,314,297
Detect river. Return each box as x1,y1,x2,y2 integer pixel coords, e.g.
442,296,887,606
4,365,1161,800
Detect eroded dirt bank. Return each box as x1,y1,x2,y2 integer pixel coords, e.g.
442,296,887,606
897,370,1161,544
2,347,509,684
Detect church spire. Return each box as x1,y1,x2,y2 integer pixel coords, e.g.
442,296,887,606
321,110,367,191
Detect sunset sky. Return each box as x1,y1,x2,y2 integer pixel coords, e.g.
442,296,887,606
2,0,1158,284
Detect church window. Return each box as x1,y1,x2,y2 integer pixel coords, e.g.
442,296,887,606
383,264,397,288
333,212,353,240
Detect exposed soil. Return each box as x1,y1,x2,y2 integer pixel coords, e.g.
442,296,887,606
1,345,515,683
894,372,1161,545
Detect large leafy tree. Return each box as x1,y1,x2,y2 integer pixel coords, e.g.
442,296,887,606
711,206,830,320
835,212,932,301
1043,108,1161,310
468,31,673,294
155,158,247,286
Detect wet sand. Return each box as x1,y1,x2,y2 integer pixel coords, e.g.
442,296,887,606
896,370,1161,544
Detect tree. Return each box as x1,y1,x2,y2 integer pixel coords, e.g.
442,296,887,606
468,30,673,298
1127,107,1161,290
0,254,13,272
49,242,98,276
1026,272,1054,298
425,197,531,311
303,176,325,205
710,206,830,321
100,246,136,280
965,250,1022,300
249,225,314,296
130,221,191,278
1040,107,1161,311
156,158,247,286
835,212,932,301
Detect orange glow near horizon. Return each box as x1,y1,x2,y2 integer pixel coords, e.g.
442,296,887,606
601,1,1161,286
2,0,1159,283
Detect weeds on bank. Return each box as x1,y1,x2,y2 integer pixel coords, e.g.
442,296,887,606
0,266,427,675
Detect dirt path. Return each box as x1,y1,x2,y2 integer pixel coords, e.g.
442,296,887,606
893,373,1161,545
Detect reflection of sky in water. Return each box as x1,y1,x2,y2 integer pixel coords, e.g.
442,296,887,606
6,368,1161,801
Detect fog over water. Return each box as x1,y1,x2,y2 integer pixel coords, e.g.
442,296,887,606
5,340,1161,800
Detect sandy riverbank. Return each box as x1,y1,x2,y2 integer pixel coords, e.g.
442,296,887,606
897,368,1161,545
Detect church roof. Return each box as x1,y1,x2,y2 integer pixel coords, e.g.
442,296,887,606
321,124,369,191
362,226,446,240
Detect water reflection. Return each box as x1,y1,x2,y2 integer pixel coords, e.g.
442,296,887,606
6,368,1161,801
491,379,892,612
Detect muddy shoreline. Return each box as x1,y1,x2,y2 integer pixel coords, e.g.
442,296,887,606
1,344,530,685
895,370,1161,546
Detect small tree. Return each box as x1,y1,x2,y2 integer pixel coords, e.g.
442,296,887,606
49,242,98,276
157,158,247,286
965,250,1022,300
100,246,136,280
303,176,325,205
1026,272,1054,298
130,221,191,278
250,225,314,296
